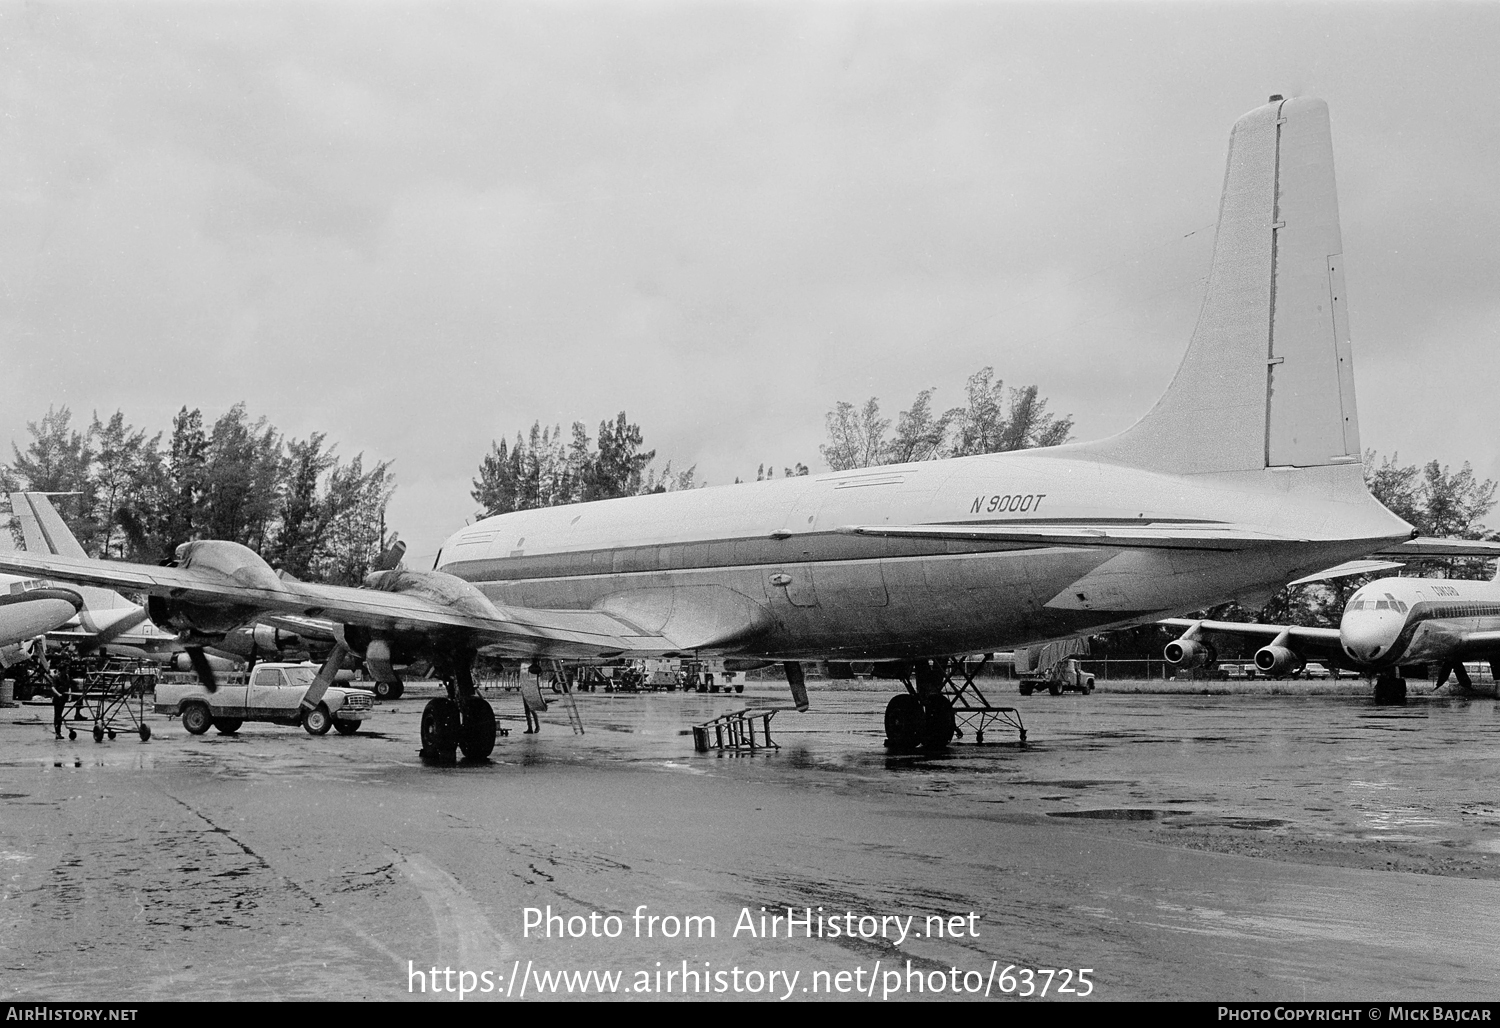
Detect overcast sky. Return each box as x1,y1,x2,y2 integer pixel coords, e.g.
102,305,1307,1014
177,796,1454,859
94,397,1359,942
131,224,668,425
3,1,1497,561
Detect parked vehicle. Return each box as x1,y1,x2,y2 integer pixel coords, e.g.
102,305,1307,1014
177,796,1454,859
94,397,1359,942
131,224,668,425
154,661,374,736
1019,657,1095,696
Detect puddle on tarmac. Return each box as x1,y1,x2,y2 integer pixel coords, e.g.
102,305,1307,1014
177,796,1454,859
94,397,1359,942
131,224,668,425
1048,808,1179,821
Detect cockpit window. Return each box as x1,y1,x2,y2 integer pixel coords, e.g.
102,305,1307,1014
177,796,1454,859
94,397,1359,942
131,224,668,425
1375,600,1390,610
1347,600,1365,611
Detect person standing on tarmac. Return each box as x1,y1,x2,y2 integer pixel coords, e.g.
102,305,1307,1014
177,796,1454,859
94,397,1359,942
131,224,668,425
49,662,69,739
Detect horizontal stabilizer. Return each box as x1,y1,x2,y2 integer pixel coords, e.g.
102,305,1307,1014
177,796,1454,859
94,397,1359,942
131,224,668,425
1376,537,1500,558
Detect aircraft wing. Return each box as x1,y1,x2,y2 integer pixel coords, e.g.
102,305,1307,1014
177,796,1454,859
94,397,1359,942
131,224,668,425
1159,618,1343,645
842,522,1306,551
0,550,686,659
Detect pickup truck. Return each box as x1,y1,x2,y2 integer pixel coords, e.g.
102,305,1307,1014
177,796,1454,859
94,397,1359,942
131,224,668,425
155,661,376,736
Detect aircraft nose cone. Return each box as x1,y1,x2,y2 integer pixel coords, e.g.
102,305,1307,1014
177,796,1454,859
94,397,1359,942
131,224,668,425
1341,618,1392,663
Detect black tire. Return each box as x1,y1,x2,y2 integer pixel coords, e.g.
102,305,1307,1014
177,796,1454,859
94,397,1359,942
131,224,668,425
1019,682,1033,696
884,694,924,750
181,704,212,735
333,718,360,735
734,683,744,694
138,724,151,742
373,679,404,701
92,725,104,743
213,718,243,735
303,705,333,736
921,695,956,750
458,698,496,760
420,698,460,761
1048,683,1062,696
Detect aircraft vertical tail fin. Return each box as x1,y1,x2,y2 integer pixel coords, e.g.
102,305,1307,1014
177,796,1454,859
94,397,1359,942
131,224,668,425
10,493,133,612
1077,96,1361,476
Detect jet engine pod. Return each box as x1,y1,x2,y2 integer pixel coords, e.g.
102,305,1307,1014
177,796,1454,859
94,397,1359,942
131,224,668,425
1254,644,1299,675
1163,638,1214,668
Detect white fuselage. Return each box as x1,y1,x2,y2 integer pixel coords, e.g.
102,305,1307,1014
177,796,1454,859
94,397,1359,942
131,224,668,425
1339,577,1500,670
436,451,1410,661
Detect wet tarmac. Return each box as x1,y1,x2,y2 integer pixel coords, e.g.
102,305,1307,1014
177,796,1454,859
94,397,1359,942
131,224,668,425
3,680,1500,1001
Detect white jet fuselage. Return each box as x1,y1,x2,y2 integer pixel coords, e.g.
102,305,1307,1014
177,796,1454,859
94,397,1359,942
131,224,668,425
1339,577,1500,670
438,453,1409,661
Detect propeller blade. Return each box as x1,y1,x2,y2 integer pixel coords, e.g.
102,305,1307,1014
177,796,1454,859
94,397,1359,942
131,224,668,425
186,646,219,693
372,538,406,572
299,642,350,714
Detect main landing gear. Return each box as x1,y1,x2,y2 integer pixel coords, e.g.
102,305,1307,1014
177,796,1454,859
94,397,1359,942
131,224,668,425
420,650,496,763
883,657,1027,751
883,659,958,752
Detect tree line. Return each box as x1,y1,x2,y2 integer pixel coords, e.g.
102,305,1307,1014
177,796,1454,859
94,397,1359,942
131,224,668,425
2,405,395,586
820,367,1075,471
470,411,696,517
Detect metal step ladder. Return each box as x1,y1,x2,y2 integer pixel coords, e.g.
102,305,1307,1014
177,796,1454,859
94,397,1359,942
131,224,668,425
692,707,784,752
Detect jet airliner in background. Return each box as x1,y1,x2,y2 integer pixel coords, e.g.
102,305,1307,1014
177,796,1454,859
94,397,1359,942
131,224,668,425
1163,564,1500,704
3,95,1494,762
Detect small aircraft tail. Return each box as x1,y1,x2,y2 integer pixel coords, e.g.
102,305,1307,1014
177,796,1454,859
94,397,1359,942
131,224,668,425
9,492,136,614
1076,96,1361,476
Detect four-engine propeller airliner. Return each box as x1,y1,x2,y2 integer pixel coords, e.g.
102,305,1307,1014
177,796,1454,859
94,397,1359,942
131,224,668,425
3,95,1486,761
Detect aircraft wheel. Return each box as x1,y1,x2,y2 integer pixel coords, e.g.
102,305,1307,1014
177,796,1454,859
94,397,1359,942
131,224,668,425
373,679,404,701
333,719,360,735
303,705,333,736
921,695,956,750
213,718,243,735
107,730,116,741
67,729,76,741
182,703,212,735
1374,676,1407,706
884,694,923,751
138,724,151,742
420,698,460,762
458,698,496,760
93,725,104,743
1019,682,1033,696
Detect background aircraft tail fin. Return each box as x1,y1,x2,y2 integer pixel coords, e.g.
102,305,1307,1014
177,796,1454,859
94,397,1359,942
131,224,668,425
10,492,135,612
1078,96,1361,475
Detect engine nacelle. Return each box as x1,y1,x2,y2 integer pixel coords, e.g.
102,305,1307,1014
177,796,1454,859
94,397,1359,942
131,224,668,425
251,623,296,651
146,541,284,637
1254,644,1300,675
1164,638,1214,668
169,651,240,674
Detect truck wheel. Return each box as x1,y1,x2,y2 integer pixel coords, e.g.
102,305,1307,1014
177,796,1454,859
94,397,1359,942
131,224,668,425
1049,683,1062,696
213,718,243,734
1019,682,1033,696
182,704,212,735
1085,677,1095,694
303,705,333,736
333,719,360,735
